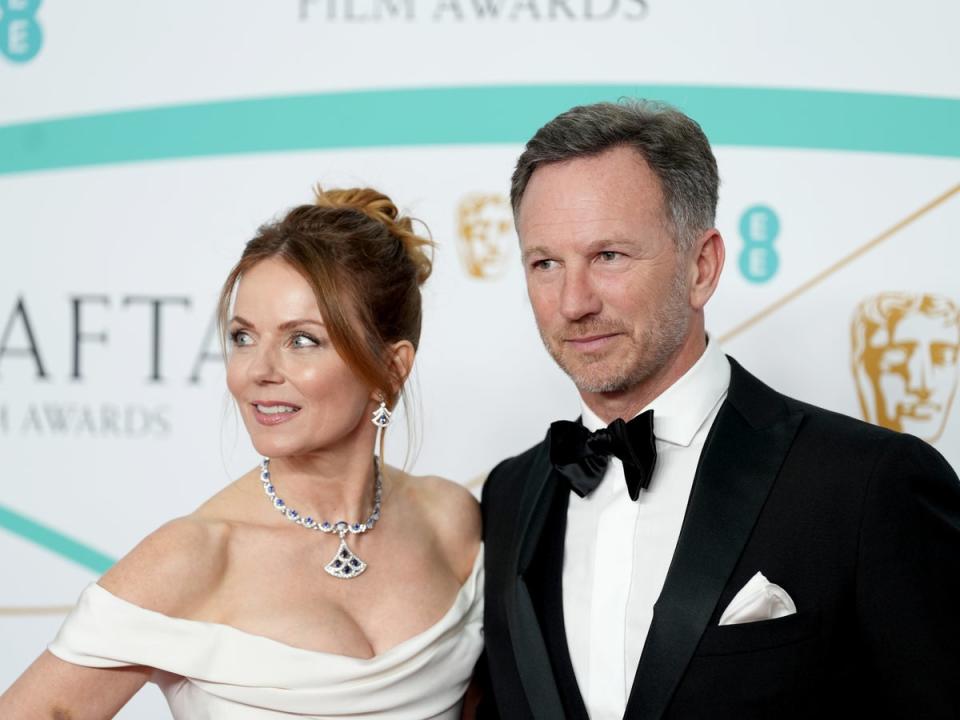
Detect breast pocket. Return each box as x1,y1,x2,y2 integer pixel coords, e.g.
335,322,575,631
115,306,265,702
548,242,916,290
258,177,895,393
667,611,823,718
694,609,821,657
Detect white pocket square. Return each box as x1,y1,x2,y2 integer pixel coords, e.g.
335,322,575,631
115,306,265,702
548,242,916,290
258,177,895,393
718,571,796,626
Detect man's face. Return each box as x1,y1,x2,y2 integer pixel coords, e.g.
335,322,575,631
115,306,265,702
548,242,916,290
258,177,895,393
517,146,692,395
864,311,960,440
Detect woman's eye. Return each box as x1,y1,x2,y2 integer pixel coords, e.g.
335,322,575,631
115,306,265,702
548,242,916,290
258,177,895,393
292,333,320,348
230,330,253,347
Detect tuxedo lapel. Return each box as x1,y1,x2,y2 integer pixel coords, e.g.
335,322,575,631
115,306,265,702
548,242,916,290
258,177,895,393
524,476,591,720
504,448,567,720
624,359,804,719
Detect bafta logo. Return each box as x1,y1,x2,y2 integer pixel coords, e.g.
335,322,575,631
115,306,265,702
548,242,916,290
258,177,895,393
851,293,960,443
456,193,514,279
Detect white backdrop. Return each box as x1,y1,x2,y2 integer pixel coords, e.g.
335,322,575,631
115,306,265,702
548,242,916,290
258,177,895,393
1,1,958,716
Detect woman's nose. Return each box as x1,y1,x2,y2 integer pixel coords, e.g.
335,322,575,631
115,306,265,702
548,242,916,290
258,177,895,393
248,345,283,384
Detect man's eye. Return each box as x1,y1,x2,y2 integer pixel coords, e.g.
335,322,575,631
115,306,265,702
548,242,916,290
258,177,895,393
532,259,555,270
598,251,620,262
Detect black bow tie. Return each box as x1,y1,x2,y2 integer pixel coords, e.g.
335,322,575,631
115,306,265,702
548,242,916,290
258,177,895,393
548,410,657,501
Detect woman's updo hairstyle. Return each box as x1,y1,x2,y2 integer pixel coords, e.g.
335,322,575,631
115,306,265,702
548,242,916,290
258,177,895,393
218,186,434,410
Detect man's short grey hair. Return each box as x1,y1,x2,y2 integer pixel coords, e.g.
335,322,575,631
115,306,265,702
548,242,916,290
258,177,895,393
510,99,719,252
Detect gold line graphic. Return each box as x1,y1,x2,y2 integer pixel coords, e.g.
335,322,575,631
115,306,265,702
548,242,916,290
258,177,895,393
0,606,73,617
718,183,960,344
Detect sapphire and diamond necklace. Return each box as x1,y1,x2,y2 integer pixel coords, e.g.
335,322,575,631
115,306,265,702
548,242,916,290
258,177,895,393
260,457,382,579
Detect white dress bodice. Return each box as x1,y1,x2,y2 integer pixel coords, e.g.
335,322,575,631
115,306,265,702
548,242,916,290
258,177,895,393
48,548,484,719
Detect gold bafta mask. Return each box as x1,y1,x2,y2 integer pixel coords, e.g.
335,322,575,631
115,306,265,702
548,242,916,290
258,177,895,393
456,193,514,279
851,293,960,443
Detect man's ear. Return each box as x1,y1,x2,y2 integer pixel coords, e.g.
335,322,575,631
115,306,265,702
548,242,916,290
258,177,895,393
687,229,725,311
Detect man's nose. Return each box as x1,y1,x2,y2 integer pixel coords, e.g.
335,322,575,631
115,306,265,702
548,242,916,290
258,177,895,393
559,265,602,321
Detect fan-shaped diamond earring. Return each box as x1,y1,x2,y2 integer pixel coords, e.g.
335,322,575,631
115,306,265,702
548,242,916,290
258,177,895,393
371,395,392,428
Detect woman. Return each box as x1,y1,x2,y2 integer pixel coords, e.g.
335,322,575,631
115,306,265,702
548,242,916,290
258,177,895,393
0,187,483,719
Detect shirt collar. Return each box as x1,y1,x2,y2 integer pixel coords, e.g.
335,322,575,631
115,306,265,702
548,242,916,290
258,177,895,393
580,337,731,447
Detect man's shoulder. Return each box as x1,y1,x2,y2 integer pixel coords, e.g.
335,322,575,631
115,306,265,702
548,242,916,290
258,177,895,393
727,355,931,452
482,432,551,503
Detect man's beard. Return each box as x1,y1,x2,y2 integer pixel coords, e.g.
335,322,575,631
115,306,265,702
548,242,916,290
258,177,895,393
539,270,691,394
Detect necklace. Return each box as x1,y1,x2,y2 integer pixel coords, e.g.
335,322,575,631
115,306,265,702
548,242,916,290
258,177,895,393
260,457,382,579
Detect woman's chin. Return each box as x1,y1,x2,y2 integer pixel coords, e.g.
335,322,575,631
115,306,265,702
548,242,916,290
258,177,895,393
249,437,303,460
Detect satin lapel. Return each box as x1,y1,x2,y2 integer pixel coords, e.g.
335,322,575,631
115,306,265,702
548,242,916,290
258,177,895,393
526,479,591,720
624,364,803,719
505,453,566,720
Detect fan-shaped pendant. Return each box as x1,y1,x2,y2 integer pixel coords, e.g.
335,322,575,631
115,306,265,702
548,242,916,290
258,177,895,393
325,535,367,579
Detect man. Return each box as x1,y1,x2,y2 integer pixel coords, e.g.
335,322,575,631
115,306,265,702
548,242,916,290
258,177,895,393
851,292,960,443
479,101,960,719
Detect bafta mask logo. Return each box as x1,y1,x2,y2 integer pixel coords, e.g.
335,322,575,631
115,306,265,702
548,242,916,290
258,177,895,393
851,293,960,443
456,193,514,279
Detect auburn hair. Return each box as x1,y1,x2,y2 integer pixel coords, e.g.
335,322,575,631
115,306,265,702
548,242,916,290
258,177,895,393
217,186,433,409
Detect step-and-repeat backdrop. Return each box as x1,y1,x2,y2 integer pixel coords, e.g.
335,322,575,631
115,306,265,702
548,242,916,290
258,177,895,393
1,1,958,714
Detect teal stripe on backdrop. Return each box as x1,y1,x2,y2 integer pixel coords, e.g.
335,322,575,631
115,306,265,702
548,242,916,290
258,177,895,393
0,504,114,574
1,85,958,176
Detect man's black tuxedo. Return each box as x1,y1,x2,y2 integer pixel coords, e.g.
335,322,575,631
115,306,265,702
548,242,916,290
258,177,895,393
479,358,960,719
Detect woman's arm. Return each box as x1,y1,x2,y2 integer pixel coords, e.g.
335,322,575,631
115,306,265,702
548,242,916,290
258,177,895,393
0,650,151,720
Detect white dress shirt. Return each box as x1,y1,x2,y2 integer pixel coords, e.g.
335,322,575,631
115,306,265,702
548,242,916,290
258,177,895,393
562,340,731,719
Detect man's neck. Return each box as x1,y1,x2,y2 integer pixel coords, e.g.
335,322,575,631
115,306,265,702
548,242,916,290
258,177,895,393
580,331,708,425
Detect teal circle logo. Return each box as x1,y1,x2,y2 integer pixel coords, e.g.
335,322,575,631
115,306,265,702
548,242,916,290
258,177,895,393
739,204,779,244
738,204,780,283
0,0,43,64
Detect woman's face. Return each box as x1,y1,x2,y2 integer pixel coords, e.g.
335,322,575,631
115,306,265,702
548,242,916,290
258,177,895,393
226,257,375,459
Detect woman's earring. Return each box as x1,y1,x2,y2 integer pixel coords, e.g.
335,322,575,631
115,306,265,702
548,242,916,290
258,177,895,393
371,394,392,428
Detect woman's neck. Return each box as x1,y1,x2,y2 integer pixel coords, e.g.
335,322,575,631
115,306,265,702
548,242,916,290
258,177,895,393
266,440,381,524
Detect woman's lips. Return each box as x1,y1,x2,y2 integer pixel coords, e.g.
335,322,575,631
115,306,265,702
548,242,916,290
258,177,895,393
251,402,302,426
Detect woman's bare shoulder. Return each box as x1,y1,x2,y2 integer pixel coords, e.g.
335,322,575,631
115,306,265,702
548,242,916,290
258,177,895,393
97,474,257,617
392,468,481,582
98,514,231,616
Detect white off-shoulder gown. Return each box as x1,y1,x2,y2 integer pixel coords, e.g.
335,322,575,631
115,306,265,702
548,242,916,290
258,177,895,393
48,549,484,719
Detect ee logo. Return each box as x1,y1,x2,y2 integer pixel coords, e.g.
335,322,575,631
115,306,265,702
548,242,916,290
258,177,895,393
738,204,780,283
0,0,42,63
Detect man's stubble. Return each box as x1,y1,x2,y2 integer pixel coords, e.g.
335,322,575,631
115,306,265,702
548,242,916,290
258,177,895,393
539,267,691,395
